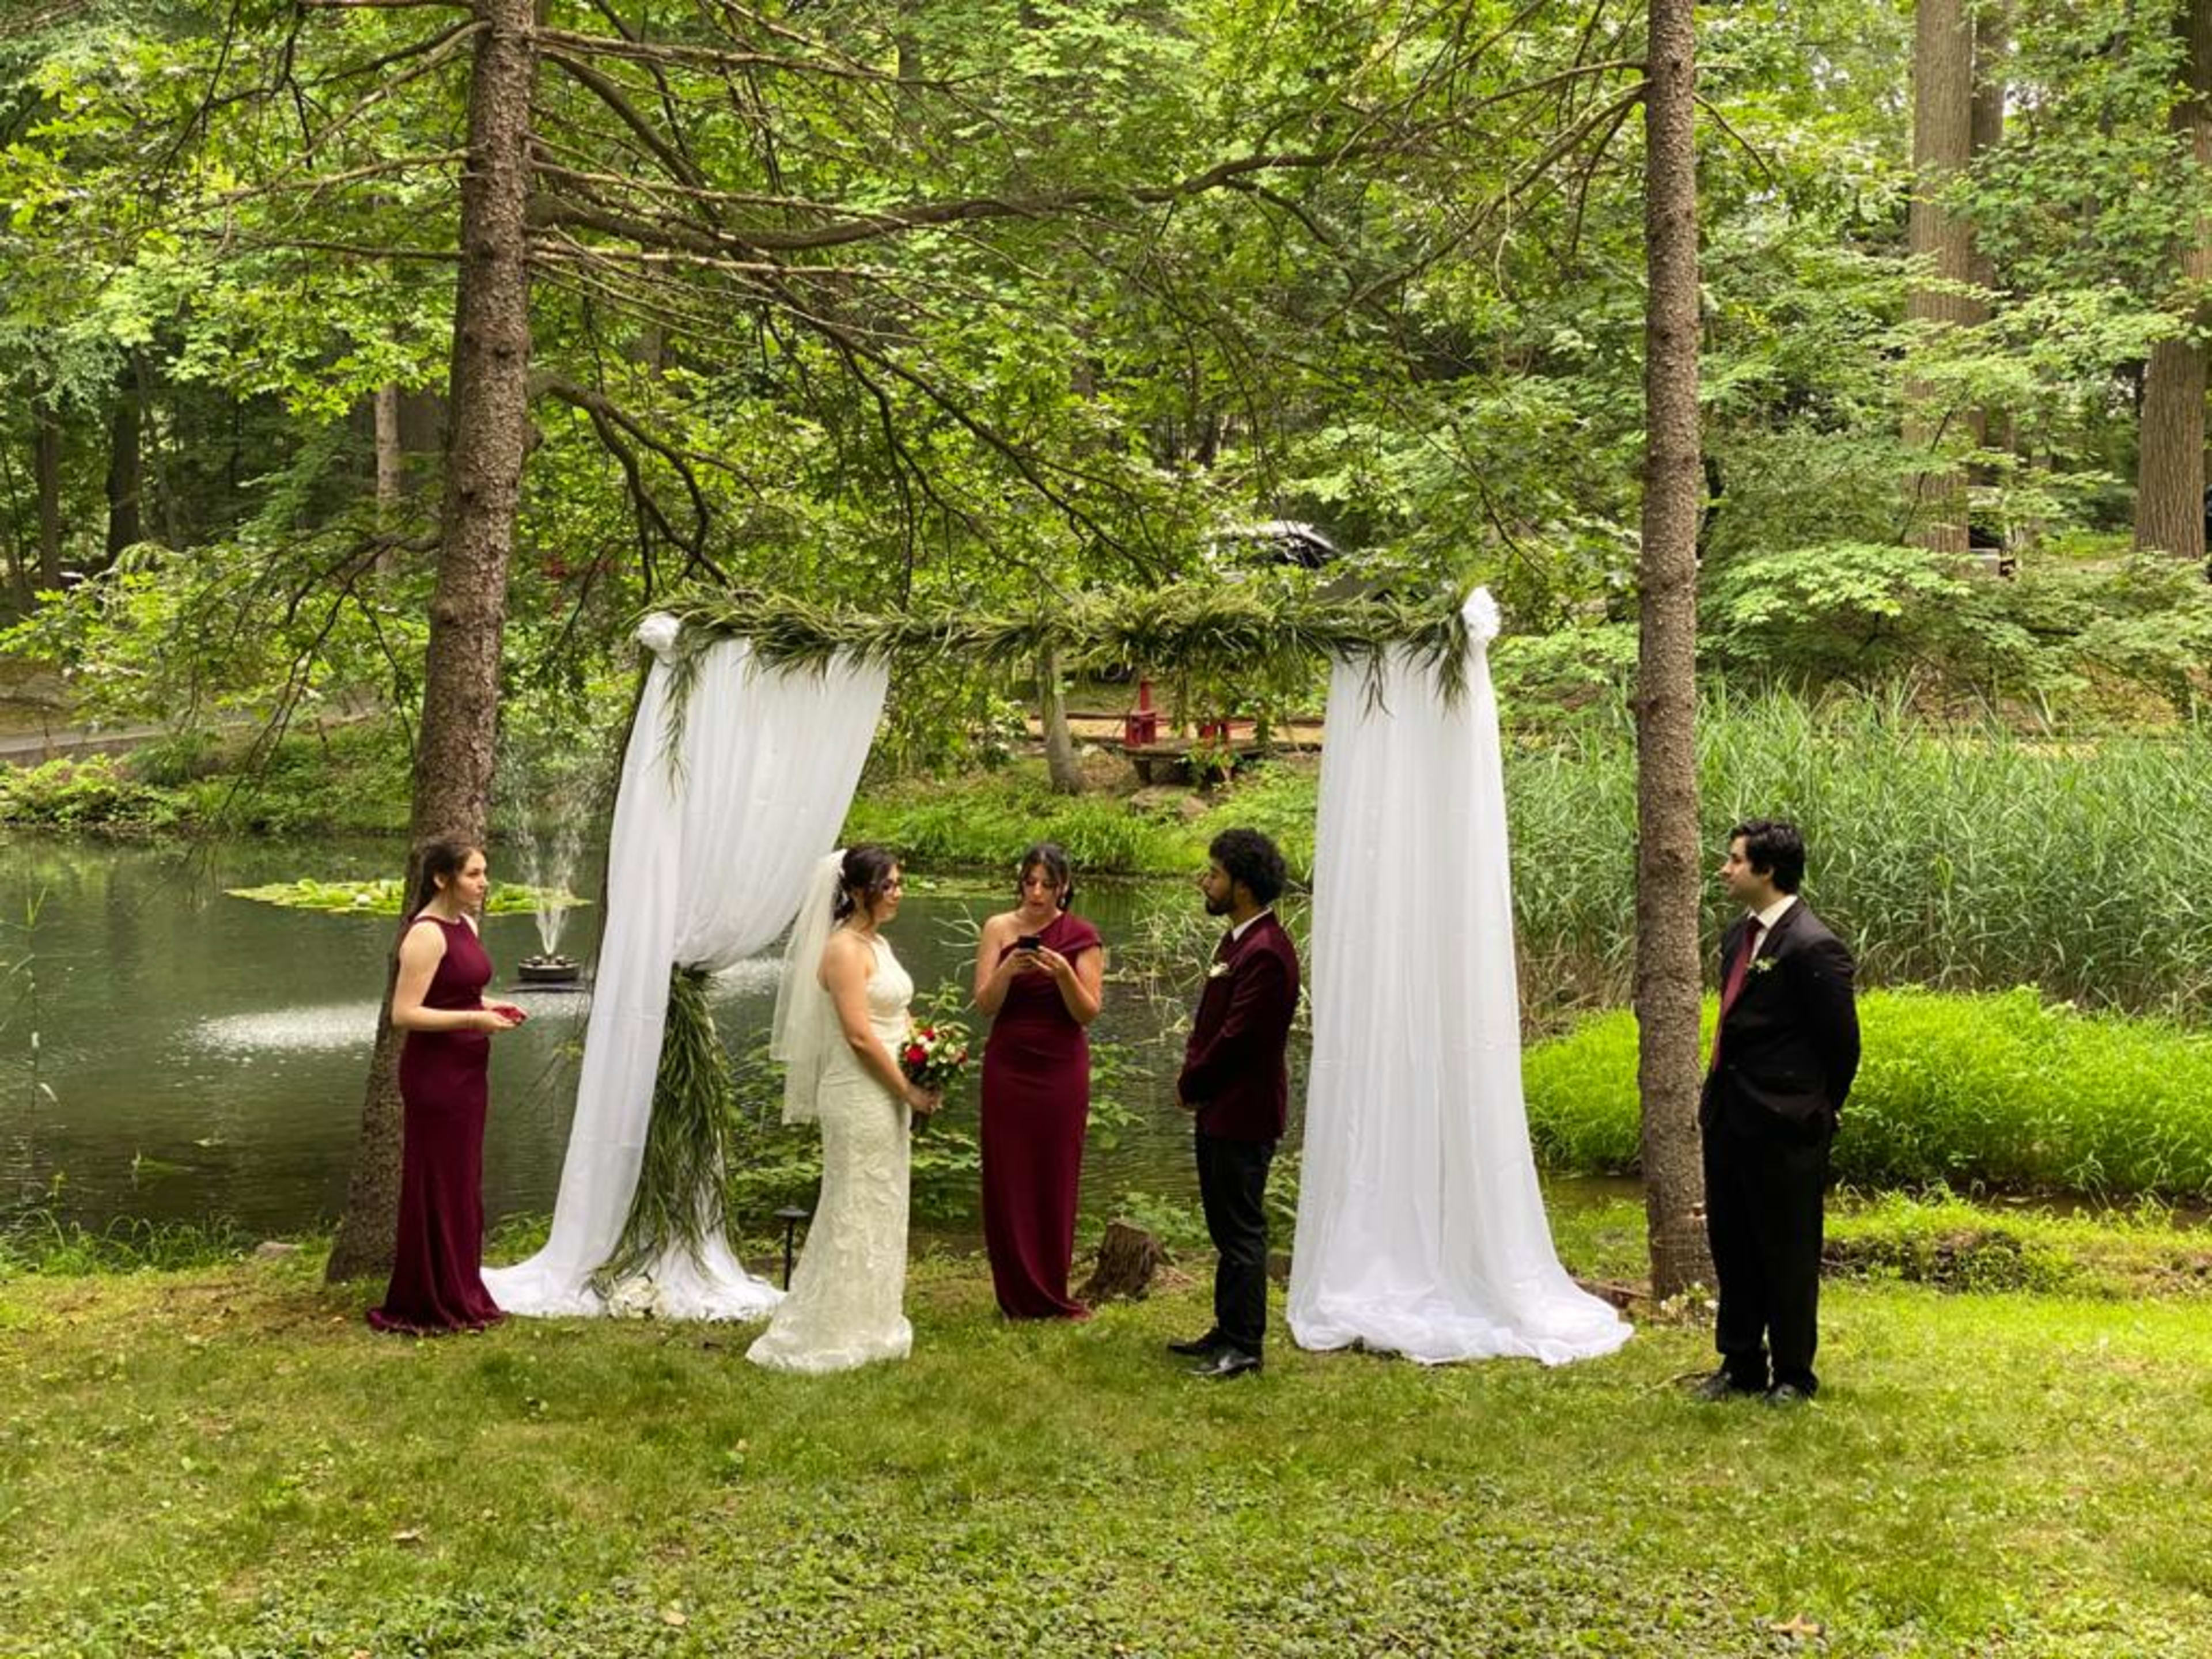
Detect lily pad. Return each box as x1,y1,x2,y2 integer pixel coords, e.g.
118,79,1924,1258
225,878,587,916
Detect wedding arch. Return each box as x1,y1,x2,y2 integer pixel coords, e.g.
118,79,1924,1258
484,581,1628,1365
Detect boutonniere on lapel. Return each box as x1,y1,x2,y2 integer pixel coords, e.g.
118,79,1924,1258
1749,957,1779,976
1207,960,1233,979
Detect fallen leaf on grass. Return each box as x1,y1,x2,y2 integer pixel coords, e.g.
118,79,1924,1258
661,1607,688,1627
389,1527,423,1544
1769,1614,1825,1641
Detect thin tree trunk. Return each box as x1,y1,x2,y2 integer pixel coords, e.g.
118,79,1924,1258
328,0,539,1283
104,359,142,565
0,436,30,609
1637,0,1710,1301
375,383,404,520
1905,0,1978,554
32,403,61,592
1040,644,1082,794
2136,0,2212,566
2,533,27,611
1968,5,2007,472
374,381,404,575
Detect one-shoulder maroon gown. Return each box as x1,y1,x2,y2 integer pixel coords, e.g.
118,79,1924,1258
980,910,1100,1319
368,915,505,1334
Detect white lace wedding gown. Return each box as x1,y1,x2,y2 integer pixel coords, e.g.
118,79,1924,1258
747,934,915,1373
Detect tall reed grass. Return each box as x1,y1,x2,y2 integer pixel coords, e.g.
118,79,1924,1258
846,695,2212,1022
1503,695,2212,1021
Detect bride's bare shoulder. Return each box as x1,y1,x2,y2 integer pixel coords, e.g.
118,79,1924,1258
820,927,876,981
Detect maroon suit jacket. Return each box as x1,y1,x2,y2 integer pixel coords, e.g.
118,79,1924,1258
1177,910,1301,1143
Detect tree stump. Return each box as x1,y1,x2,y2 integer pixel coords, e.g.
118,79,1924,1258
1077,1219,1171,1304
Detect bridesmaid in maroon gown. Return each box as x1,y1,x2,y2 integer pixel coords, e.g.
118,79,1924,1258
368,841,523,1334
973,843,1104,1319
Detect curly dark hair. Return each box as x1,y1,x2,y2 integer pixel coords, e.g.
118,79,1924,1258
1017,841,1076,912
1730,819,1806,894
833,844,902,921
1209,827,1286,907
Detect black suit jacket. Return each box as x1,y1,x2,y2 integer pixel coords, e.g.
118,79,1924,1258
1699,900,1859,1140
1177,911,1300,1143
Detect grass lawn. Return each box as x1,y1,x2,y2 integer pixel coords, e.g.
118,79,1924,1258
3,1206,2210,1657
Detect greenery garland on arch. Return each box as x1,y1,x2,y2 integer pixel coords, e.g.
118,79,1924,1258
600,577,1482,1289
647,578,1479,754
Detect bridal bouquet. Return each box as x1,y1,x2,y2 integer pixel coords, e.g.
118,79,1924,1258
900,1016,972,1093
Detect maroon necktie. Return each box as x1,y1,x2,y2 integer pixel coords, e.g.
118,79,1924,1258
1708,922,1764,1074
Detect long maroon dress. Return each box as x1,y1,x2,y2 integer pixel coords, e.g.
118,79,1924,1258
980,910,1101,1319
368,915,505,1334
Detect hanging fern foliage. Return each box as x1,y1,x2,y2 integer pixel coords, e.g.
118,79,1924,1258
594,965,745,1293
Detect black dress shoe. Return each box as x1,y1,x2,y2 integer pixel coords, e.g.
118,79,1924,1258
1189,1347,1262,1380
1688,1370,1763,1403
1166,1331,1224,1357
1762,1381,1813,1407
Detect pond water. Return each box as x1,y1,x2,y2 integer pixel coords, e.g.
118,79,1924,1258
0,833,1343,1240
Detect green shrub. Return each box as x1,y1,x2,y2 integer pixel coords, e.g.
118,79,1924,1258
180,720,413,835
1521,988,2212,1200
843,764,1201,877
0,754,184,828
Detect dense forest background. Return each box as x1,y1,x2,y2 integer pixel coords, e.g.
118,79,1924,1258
3,0,2210,763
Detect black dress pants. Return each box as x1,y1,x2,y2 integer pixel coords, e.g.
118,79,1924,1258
1702,1115,1831,1393
1195,1131,1275,1355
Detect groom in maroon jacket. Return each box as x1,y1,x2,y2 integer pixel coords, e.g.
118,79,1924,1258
1170,828,1301,1380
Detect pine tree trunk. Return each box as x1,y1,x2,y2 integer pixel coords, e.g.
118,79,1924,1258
1905,0,1978,554
104,361,142,565
32,404,62,592
2135,0,2212,567
1040,644,1082,794
1637,0,1711,1301
327,0,539,1283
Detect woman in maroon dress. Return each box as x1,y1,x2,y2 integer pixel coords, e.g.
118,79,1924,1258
973,842,1104,1319
368,841,523,1334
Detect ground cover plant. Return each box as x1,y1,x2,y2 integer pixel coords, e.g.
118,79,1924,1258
1523,988,2212,1200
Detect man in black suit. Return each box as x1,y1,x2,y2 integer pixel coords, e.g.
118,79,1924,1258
1169,828,1301,1381
1694,819,1859,1406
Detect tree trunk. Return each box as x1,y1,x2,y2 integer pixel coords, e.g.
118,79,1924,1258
1040,643,1082,794
375,382,404,520
1076,1219,1172,1304
2,532,28,611
1636,0,1710,1301
327,0,539,1284
1905,0,1978,553
2136,0,2212,567
1968,5,2008,482
104,359,142,565
32,403,61,592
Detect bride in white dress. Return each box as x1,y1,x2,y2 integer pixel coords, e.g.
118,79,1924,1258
749,847,941,1374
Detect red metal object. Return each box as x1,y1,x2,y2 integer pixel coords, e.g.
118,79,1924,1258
1123,676,1160,747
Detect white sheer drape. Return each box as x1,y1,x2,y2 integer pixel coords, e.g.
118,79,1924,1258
1287,589,1631,1365
484,617,888,1319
